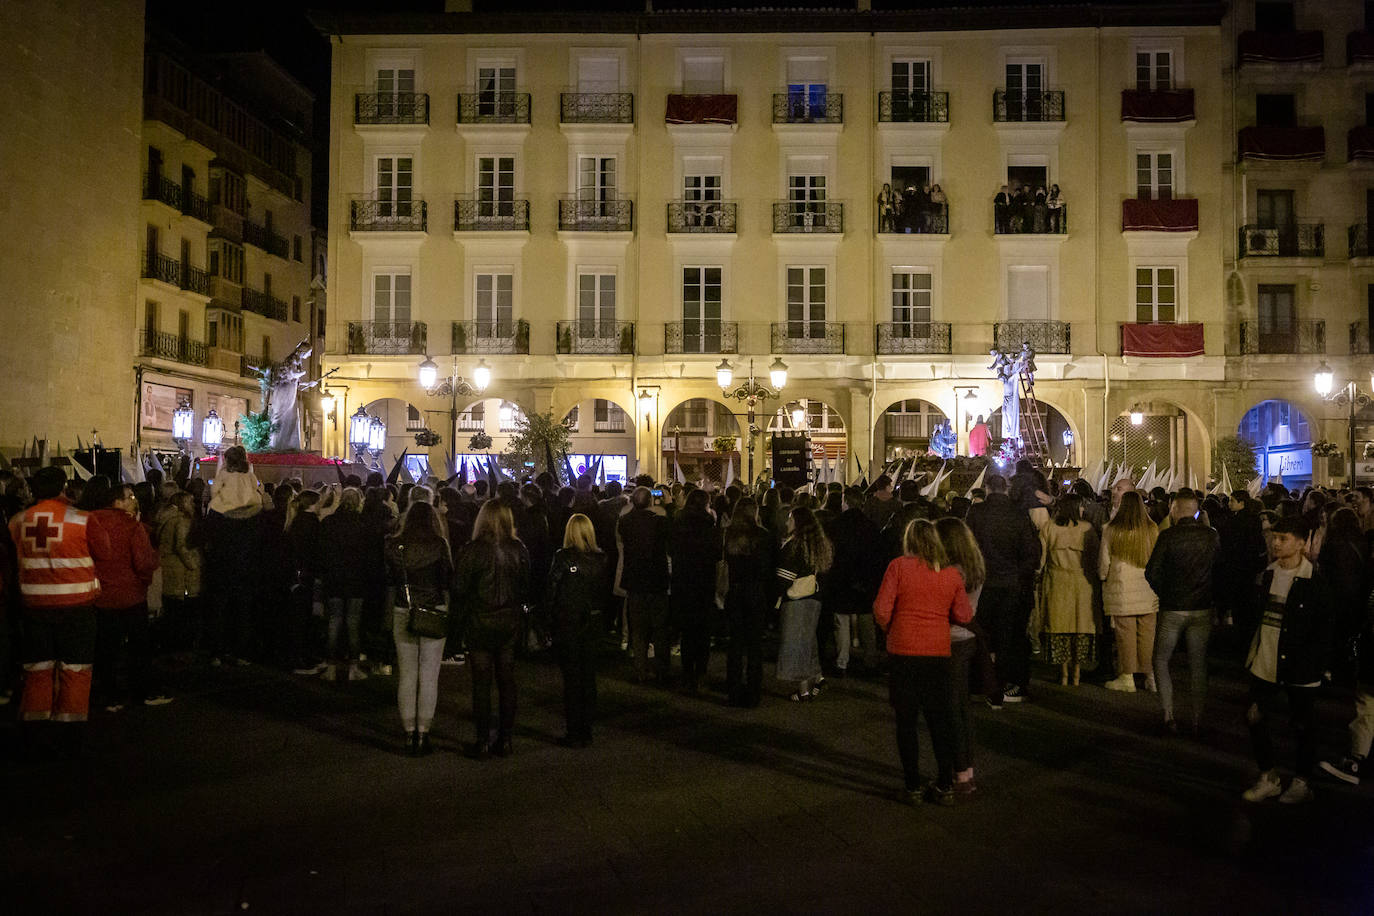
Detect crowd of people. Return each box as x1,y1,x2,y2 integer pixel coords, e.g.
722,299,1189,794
2,448,1373,808
993,182,1064,233
877,181,949,234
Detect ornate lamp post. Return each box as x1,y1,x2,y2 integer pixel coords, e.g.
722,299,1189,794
348,406,375,463
172,400,195,453
1314,360,1374,487
717,356,788,484
201,409,224,457
419,355,490,454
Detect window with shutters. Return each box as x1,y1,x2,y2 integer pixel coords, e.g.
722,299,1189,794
891,270,933,336
475,272,513,337
681,267,723,353
785,267,827,338
1135,267,1177,322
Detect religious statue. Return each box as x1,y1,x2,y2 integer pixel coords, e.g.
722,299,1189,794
989,345,1035,448
247,340,315,451
928,419,957,459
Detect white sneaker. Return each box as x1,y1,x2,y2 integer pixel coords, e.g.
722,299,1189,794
1243,770,1283,803
1104,674,1137,693
347,663,369,682
375,664,393,676
1278,776,1314,804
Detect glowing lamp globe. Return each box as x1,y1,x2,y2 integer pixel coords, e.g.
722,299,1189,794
715,359,734,390
472,359,492,393
172,401,195,442
1314,362,1334,397
368,416,386,453
417,356,439,390
769,357,788,390
201,409,224,450
348,406,372,451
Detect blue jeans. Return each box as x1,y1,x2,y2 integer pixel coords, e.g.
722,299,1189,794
1153,609,1211,724
326,596,364,662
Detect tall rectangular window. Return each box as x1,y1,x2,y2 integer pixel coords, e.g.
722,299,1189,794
891,270,933,336
1005,60,1045,120
787,173,827,228
578,156,616,220
682,57,724,94
785,267,827,338
1135,51,1173,91
890,59,932,120
682,266,723,352
786,58,828,119
376,157,413,218
475,272,513,335
375,66,415,120
373,271,412,328
1135,152,1174,199
477,156,515,218
577,273,616,337
477,64,516,117
1135,267,1177,322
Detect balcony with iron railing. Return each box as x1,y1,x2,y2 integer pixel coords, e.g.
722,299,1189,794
451,319,530,355
143,172,181,210
665,320,738,354
140,329,207,366
346,321,427,356
241,287,288,321
772,92,843,124
142,251,180,287
354,92,429,125
1239,222,1324,258
454,197,530,232
1350,223,1374,258
771,322,845,354
1239,320,1326,355
558,198,633,232
560,92,634,123
456,91,531,124
993,89,1065,122
877,90,949,123
556,320,636,355
875,322,952,355
994,201,1067,234
878,201,947,235
1351,320,1374,354
242,220,289,258
180,263,210,296
772,201,843,234
667,201,737,233
994,320,1071,354
350,197,427,233
208,275,242,310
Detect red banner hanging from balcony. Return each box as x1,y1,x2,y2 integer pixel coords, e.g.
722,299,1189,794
1349,31,1374,65
665,94,738,125
1121,322,1204,358
1120,89,1195,122
1349,126,1374,161
1237,126,1325,162
1122,198,1199,232
1238,30,1324,64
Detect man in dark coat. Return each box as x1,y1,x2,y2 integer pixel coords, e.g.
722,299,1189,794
826,487,887,675
669,489,721,693
619,487,672,683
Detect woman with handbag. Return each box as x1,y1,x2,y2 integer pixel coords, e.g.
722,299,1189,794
547,513,608,747
455,501,531,759
386,501,453,757
776,506,833,703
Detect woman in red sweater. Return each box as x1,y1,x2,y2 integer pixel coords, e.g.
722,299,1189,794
874,518,974,805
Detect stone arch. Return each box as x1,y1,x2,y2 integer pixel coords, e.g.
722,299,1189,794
662,396,746,486
1104,396,1210,488
361,396,429,475
764,398,849,480
872,397,950,463
558,394,639,485
1237,397,1316,487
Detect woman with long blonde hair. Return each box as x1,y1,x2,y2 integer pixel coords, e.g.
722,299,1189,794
1099,490,1160,692
546,513,609,747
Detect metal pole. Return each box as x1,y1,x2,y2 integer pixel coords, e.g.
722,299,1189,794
747,399,756,484
1350,382,1358,488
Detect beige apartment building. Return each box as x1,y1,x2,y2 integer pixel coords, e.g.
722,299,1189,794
313,2,1369,488
136,38,323,457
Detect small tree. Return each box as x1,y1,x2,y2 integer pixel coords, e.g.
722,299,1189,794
1213,434,1257,489
238,410,277,452
500,408,572,476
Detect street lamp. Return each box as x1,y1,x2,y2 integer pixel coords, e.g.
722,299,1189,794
368,415,387,454
1314,361,1373,487
172,400,195,452
790,403,807,430
720,357,788,484
348,406,373,462
201,409,224,456
419,355,491,456
1130,405,1144,426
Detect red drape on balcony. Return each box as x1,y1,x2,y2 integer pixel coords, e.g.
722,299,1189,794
1120,89,1195,122
1238,30,1325,64
1238,126,1325,162
1348,32,1374,65
1122,198,1199,232
1121,323,1205,358
665,94,738,124
1349,126,1374,161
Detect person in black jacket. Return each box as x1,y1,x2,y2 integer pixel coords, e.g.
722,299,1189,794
455,501,531,759
317,488,370,682
827,488,886,676
670,489,722,694
1144,490,1220,735
547,514,609,747
723,498,774,706
386,501,452,757
1217,491,1268,630
618,487,672,684
1241,516,1334,804
1318,508,1373,786
965,474,1041,705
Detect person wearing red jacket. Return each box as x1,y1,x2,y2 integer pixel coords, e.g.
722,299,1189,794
88,482,165,710
874,517,974,806
10,466,101,747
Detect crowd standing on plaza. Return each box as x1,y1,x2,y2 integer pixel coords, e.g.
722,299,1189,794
4,447,1374,807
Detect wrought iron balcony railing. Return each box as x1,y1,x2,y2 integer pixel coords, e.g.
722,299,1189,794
456,92,531,124
772,92,843,124
879,201,948,234
1239,320,1325,355
994,201,1067,234
1239,222,1324,258
451,319,530,355
877,90,949,123
994,320,1071,354
346,321,427,356
140,329,207,366
242,221,289,258
1351,223,1372,257
558,198,633,231
993,89,1066,122
560,92,634,123
1352,320,1374,354
454,197,530,232
180,263,210,296
241,288,288,321
772,201,843,233
354,92,430,125
667,201,737,233
143,173,181,209
556,320,636,355
875,321,952,355
771,322,845,354
350,198,427,232
665,320,739,354
142,251,179,286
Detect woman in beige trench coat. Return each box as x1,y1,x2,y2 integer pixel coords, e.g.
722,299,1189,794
1040,495,1098,686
